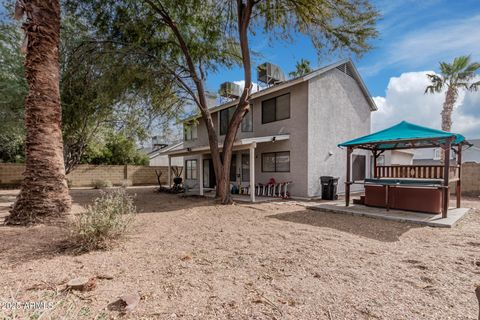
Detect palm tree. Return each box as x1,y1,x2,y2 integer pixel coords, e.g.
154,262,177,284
425,55,480,132
289,58,313,78
6,0,71,225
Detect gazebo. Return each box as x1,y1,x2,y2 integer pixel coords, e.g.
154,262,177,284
338,121,470,218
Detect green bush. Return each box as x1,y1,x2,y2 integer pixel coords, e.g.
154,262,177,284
71,188,136,251
93,179,113,189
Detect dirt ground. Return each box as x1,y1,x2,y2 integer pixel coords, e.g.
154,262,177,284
0,187,479,319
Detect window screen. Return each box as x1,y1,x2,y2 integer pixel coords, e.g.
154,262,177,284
241,107,253,132
262,99,276,124
352,155,366,181
262,93,290,124
262,152,290,172
220,106,252,135
275,94,290,121
185,160,197,180
241,154,250,181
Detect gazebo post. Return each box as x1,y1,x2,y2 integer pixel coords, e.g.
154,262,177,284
456,144,462,208
345,147,352,206
372,149,378,178
442,139,452,218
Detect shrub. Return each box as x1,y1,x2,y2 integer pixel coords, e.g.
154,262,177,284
70,188,136,251
93,179,113,189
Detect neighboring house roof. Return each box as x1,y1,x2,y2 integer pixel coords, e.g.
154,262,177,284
182,59,376,123
149,142,183,159
467,138,480,150
339,121,466,150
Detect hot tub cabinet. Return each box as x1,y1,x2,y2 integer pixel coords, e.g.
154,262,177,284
364,182,446,214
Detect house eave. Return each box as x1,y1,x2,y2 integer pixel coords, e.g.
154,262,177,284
164,134,290,157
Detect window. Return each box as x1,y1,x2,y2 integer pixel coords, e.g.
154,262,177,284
262,93,290,124
184,123,197,141
262,151,290,172
185,160,197,180
241,154,250,182
241,108,253,132
433,148,441,160
352,155,366,181
220,106,253,135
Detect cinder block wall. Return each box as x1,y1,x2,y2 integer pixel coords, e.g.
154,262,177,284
462,163,480,195
0,164,172,188
127,165,169,186
0,163,25,186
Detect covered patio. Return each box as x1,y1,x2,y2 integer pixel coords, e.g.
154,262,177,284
335,121,471,220
164,134,290,202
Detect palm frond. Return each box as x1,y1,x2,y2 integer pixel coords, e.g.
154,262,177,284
425,74,444,94
470,80,480,92
452,55,470,71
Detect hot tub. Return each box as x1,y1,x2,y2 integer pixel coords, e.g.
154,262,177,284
364,178,446,214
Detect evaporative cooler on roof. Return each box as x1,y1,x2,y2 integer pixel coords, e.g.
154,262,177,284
219,82,242,99
257,62,286,86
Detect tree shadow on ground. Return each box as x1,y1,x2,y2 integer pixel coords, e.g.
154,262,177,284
0,223,70,266
267,209,421,243
70,187,212,214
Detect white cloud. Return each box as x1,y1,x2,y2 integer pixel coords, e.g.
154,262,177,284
372,71,480,139
233,80,263,93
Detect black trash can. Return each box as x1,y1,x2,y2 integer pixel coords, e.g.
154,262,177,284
320,176,339,200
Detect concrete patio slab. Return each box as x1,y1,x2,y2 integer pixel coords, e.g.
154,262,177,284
307,201,471,228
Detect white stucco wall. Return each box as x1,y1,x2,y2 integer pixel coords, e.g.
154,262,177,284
307,68,373,197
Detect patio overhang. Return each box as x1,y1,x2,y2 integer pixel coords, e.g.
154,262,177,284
163,134,290,157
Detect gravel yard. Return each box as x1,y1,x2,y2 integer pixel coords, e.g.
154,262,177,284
0,187,479,319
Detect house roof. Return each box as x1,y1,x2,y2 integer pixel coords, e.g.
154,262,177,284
182,59,376,123
338,121,467,150
149,142,183,159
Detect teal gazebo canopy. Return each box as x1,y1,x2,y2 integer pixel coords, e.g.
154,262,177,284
338,121,467,150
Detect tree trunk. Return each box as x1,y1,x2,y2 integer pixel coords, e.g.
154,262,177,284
215,0,254,204
144,0,253,205
439,86,457,164
6,0,72,225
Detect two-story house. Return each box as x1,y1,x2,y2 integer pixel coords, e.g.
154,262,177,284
164,59,377,201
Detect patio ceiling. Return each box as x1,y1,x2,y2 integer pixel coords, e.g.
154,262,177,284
163,134,290,157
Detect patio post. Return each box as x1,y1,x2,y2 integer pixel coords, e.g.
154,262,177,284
345,147,352,206
442,138,452,218
456,144,462,208
167,156,171,188
199,154,204,196
250,143,256,203
372,150,378,178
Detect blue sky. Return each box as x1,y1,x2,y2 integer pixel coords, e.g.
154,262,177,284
206,0,480,97
206,0,480,138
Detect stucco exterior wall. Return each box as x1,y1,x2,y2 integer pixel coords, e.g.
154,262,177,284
182,82,309,197
307,68,372,197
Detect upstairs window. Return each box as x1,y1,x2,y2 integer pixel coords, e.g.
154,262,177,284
184,123,197,141
262,93,290,124
220,105,253,135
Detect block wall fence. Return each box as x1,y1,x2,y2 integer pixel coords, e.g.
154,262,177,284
0,163,479,195
0,164,174,188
